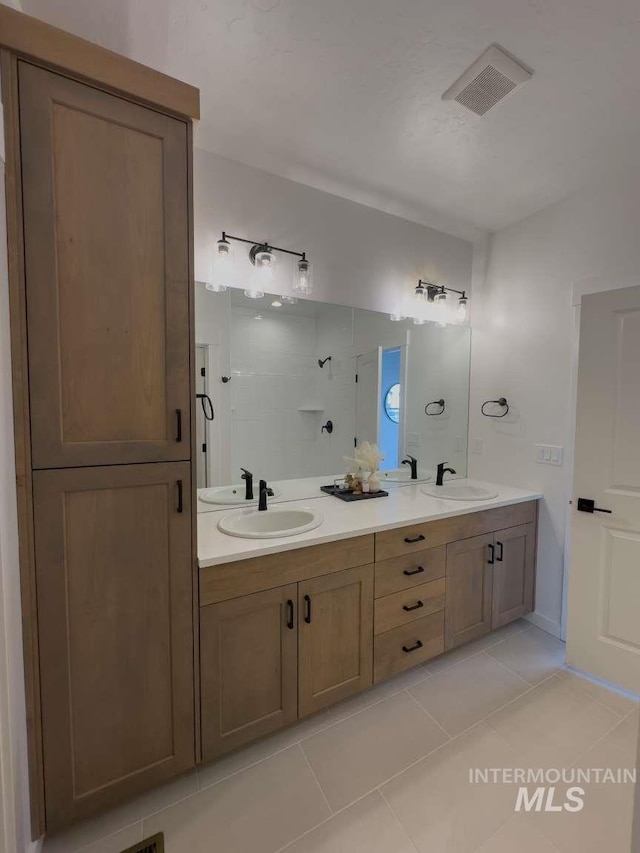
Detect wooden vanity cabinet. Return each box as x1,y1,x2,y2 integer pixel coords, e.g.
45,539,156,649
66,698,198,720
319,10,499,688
491,523,536,629
445,533,494,649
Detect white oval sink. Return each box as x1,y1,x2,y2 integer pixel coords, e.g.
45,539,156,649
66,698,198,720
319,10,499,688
380,469,433,484
421,482,499,501
218,506,323,539
200,485,282,506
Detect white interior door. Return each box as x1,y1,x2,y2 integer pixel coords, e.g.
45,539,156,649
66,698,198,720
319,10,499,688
567,285,640,694
355,348,381,448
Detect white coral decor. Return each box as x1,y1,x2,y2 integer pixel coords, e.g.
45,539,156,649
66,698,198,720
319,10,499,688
343,441,385,475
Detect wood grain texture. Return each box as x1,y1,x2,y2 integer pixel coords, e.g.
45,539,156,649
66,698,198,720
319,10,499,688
0,49,46,838
444,533,494,650
374,611,444,683
19,62,191,469
491,523,536,629
199,536,375,606
200,585,298,762
374,578,446,635
33,463,194,831
374,546,446,598
374,501,537,562
298,565,374,716
0,4,199,118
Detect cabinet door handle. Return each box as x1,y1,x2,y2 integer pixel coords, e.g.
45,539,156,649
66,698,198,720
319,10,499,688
304,594,312,624
496,541,504,562
404,534,425,544
286,599,295,630
403,600,424,612
488,543,495,565
402,640,423,654
177,480,183,513
176,408,183,442
403,565,425,577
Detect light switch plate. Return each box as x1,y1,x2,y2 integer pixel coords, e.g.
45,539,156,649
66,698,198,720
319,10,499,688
535,444,563,466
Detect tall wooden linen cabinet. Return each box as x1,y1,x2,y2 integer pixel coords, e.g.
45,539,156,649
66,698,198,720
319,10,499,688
2,11,200,836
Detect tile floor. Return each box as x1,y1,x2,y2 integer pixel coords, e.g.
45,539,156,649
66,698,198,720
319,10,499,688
43,621,639,853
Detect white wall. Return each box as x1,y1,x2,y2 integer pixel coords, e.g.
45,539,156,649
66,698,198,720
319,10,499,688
469,167,640,638
194,148,473,317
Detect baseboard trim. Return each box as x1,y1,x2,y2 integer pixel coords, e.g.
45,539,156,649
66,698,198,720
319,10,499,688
525,611,563,640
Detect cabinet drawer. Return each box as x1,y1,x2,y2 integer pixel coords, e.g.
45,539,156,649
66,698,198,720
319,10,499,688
374,547,445,598
375,578,445,635
374,610,444,682
374,502,537,562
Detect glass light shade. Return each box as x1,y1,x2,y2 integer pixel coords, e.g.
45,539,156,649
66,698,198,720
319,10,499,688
244,288,264,300
294,258,313,295
205,282,227,293
211,236,233,291
457,295,469,322
216,237,233,259
414,283,427,304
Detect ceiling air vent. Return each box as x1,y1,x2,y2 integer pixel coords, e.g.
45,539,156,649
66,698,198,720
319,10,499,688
120,834,164,853
442,44,532,116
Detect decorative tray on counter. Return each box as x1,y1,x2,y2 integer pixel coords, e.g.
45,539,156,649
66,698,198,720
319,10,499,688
320,485,389,502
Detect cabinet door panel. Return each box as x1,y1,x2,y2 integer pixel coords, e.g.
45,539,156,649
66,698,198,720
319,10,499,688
445,533,494,650
492,523,536,629
200,585,298,762
33,463,194,830
19,62,190,468
298,565,373,717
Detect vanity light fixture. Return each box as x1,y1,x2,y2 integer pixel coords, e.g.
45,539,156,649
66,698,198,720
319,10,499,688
414,280,470,325
457,293,469,322
213,232,312,298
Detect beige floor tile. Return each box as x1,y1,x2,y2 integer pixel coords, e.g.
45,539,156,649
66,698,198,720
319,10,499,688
381,722,524,853
603,709,639,757
42,770,198,853
75,825,144,853
144,746,329,853
410,653,530,736
485,626,565,685
556,669,639,717
424,621,529,677
475,816,558,852
487,674,621,768
198,709,333,789
281,791,417,853
327,664,432,723
302,691,448,812
530,738,635,853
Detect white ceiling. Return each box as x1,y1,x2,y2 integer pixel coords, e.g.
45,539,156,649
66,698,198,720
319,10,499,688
22,0,640,239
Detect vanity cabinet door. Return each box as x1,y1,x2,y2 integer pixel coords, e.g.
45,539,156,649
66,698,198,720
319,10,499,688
19,62,191,469
445,533,494,650
32,462,194,830
491,523,536,629
298,565,374,717
200,585,298,762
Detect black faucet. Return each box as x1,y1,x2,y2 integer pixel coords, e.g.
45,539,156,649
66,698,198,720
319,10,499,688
241,468,253,501
436,462,456,486
258,479,269,511
401,455,418,480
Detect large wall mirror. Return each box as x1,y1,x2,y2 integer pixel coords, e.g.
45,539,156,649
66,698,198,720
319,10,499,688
195,284,471,506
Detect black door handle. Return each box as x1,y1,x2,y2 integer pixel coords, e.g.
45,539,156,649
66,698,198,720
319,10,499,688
577,498,612,514
304,594,312,624
404,534,426,544
177,480,183,513
403,565,425,577
496,541,504,562
403,600,424,612
286,599,294,630
488,543,495,564
176,408,183,442
402,640,423,654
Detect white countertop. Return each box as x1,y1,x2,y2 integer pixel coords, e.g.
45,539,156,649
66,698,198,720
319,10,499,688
198,479,543,569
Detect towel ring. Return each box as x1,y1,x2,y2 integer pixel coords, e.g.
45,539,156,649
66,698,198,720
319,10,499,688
196,393,215,421
425,399,445,416
481,398,509,418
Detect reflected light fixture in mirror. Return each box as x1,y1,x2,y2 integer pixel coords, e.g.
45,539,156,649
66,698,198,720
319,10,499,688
208,235,233,292
281,295,298,304
294,256,313,295
457,293,469,322
246,244,275,299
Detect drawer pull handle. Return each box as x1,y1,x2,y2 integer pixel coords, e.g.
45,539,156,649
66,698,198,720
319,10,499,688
177,480,184,513
404,534,426,544
402,640,423,654
286,599,295,630
488,543,495,565
176,408,183,442
403,600,424,612
496,541,504,562
304,594,312,624
403,565,425,577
